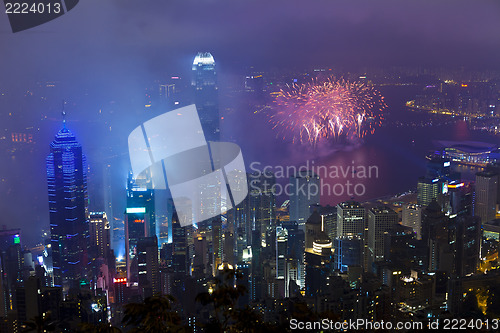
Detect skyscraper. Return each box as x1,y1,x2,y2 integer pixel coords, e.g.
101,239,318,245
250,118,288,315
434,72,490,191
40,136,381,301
137,236,160,298
232,192,251,263
249,172,276,248
448,182,473,216
305,233,332,297
334,236,363,273
171,211,188,276
46,125,88,289
0,229,22,316
417,177,443,206
211,219,223,276
336,201,366,271
289,170,320,230
317,205,337,242
192,52,219,141
89,212,110,259
305,211,322,249
421,200,447,271
127,172,156,239
367,206,398,267
276,226,288,280
402,204,423,240
336,202,365,237
425,156,453,180
124,207,150,283
281,221,305,290
474,171,498,223
449,215,481,276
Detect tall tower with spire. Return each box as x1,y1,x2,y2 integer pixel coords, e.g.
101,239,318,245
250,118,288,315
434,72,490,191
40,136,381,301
192,52,220,141
46,117,88,290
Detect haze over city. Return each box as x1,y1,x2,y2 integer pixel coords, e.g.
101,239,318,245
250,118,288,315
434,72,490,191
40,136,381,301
1,0,500,331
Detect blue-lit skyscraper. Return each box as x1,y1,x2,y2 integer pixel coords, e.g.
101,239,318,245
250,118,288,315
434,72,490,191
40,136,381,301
334,237,363,272
127,171,155,238
46,125,88,289
192,52,219,141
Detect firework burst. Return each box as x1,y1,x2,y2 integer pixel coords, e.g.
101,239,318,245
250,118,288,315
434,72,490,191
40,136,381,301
268,77,386,145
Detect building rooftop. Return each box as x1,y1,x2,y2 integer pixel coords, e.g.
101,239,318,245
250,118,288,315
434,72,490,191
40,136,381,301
193,52,215,66
476,170,498,178
338,201,363,209
306,211,322,225
370,206,396,215
484,219,500,227
436,140,497,154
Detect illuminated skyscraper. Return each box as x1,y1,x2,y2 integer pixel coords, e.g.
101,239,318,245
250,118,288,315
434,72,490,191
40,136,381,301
402,204,422,240
46,125,88,289
232,192,251,262
0,229,22,316
334,236,363,273
0,229,21,251
276,226,288,279
127,172,156,238
336,201,365,237
305,232,332,297
448,182,473,216
211,219,223,276
289,170,320,231
337,201,367,271
316,205,337,242
124,207,150,283
89,212,110,259
305,211,322,250
137,236,160,298
192,52,219,141
417,177,443,206
281,221,305,290
367,206,398,266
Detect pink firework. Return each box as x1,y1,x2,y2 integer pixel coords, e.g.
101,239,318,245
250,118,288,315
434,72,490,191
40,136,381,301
269,77,386,144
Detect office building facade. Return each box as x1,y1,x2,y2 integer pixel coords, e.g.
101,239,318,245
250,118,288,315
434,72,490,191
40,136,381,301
46,126,88,289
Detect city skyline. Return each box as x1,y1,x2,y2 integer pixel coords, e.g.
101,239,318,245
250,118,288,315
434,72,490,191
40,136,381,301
2,63,500,247
1,1,500,331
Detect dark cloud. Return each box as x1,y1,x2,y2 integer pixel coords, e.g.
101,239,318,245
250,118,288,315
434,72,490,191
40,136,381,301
1,0,499,83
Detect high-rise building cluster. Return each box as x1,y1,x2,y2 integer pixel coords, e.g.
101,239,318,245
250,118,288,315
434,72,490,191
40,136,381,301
2,59,500,331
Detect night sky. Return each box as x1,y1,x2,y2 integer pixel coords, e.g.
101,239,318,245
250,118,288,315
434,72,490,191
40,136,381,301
1,0,500,82
1,0,500,246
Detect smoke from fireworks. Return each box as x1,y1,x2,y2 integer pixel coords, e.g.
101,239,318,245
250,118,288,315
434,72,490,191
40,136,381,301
268,77,386,145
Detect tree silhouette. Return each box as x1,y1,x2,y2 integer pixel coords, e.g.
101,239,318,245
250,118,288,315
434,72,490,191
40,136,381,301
78,322,122,333
487,285,500,317
195,267,247,331
21,312,56,333
461,291,484,318
122,294,189,333
230,305,277,333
